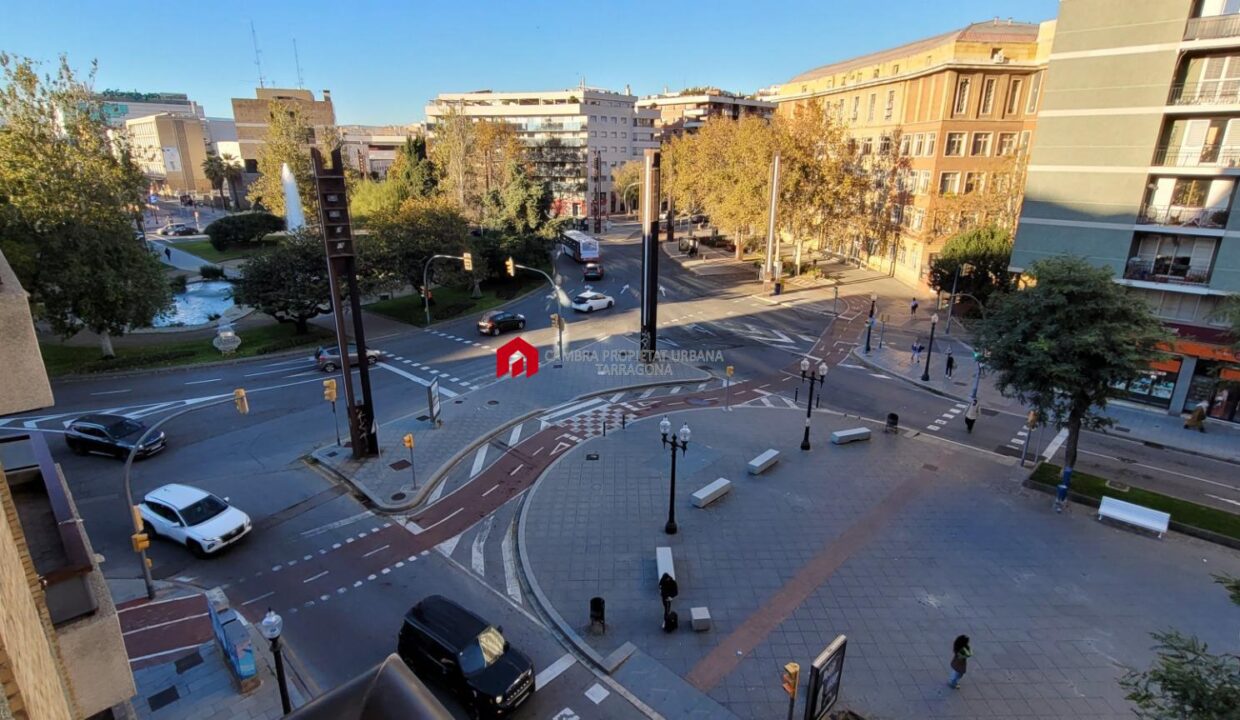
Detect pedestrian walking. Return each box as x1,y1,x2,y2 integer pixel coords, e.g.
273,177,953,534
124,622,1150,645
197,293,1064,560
964,399,979,433
911,339,923,364
910,298,920,316
948,635,972,689
658,572,679,632
945,349,955,378
163,246,171,261
1184,401,1209,433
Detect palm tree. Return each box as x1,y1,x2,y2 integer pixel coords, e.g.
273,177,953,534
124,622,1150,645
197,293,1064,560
201,152,227,208
221,153,244,212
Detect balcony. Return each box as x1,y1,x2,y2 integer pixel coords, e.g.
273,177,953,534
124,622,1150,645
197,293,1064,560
1137,203,1229,228
1152,143,1240,168
1185,13,1240,40
1168,81,1240,105
1123,258,1213,284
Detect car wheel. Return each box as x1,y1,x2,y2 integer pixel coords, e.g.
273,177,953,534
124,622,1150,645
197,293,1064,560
187,540,207,558
68,440,88,456
517,321,525,330
367,355,378,366
492,327,500,336
322,362,338,372
587,305,594,313
607,301,614,308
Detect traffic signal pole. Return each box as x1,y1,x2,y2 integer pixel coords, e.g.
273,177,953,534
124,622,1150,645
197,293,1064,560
421,253,474,326
508,258,564,364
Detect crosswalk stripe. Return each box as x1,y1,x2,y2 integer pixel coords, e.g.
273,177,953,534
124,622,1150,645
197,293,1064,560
471,516,494,576
470,446,488,478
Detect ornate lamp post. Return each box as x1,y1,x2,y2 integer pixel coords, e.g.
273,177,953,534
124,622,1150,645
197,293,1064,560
659,416,690,535
799,358,829,450
864,293,877,353
920,313,940,382
259,609,292,714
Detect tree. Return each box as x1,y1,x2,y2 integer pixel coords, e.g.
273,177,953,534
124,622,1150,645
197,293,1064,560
612,159,642,213
387,136,436,202
220,153,244,210
1120,574,1240,718
927,225,1016,311
927,152,1029,243
366,195,471,297
976,256,1167,488
202,151,227,206
245,100,335,221
232,229,332,334
0,53,170,357
494,158,551,235
429,106,475,211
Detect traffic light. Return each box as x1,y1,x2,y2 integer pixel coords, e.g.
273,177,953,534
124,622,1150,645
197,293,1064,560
550,313,559,330
462,252,473,272
781,662,800,697
402,433,414,450
233,388,249,415
323,378,337,403
505,257,516,277
726,365,734,378
973,350,981,361
131,532,150,553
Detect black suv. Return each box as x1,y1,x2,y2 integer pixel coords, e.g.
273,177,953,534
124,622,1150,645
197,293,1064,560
65,414,166,459
398,596,534,717
477,310,525,336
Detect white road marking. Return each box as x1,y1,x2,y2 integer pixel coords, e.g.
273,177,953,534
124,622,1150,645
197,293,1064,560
608,392,624,403
122,612,210,635
1206,494,1240,507
541,397,606,423
869,373,892,379
585,683,610,704
669,386,682,395
376,363,459,397
502,519,522,604
362,544,390,558
245,366,308,377
639,388,656,399
1042,428,1069,460
507,424,523,447
240,592,275,607
184,378,222,385
263,357,310,368
470,446,489,478
422,508,463,533
471,515,495,575
798,334,817,343
839,363,866,370
437,532,463,557
782,397,798,409
550,441,573,455
299,511,374,537
302,571,329,584
128,644,207,664
483,483,500,496
429,474,449,503
925,425,941,432
536,653,578,690
90,388,132,396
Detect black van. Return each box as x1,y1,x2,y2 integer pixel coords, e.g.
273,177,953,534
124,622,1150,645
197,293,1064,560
398,596,534,717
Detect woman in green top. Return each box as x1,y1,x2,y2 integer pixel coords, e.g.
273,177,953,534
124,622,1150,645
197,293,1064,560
948,634,972,689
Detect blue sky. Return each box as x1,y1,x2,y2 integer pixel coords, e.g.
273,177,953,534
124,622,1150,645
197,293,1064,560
1,0,1059,125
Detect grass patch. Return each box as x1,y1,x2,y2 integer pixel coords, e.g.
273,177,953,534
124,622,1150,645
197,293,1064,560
39,323,332,377
174,240,269,263
1031,462,1240,541
366,275,545,327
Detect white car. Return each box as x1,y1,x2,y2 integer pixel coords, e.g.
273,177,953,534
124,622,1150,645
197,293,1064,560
139,484,251,557
570,291,614,313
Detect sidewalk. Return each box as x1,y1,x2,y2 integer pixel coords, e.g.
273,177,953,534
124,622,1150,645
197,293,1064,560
517,404,1240,720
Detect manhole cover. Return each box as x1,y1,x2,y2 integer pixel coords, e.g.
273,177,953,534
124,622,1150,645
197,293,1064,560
391,492,407,501
147,686,180,713
416,415,429,422
325,450,338,458
454,399,464,404
586,453,600,461
487,400,499,405
389,459,411,471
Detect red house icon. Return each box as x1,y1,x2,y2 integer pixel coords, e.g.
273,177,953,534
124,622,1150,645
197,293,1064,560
497,337,539,378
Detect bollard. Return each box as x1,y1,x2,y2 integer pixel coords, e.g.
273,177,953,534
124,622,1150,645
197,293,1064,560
621,414,627,430
603,421,607,437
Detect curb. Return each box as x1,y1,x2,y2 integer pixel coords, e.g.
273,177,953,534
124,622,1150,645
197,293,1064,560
849,346,1029,419
369,276,549,333
45,335,328,383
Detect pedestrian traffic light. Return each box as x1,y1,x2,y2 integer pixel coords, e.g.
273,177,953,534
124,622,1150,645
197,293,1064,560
726,365,734,378
462,252,473,271
131,532,150,553
233,388,249,415
505,257,516,277
781,662,800,697
550,313,559,330
402,433,414,450
323,378,337,403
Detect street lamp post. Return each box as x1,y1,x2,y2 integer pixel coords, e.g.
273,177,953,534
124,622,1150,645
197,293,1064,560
799,358,829,451
920,313,939,382
863,292,877,354
259,609,292,715
659,417,690,535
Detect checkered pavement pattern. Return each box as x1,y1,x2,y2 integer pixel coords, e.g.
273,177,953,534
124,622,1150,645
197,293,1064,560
554,401,652,440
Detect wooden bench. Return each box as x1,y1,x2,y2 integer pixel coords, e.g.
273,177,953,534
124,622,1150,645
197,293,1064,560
1097,496,1170,538
748,449,780,475
655,546,676,585
831,427,872,445
692,478,732,508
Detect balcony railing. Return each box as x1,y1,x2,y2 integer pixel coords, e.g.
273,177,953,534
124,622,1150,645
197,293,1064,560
1152,143,1240,167
1137,203,1229,228
1185,13,1240,40
1123,259,1212,285
1167,81,1240,105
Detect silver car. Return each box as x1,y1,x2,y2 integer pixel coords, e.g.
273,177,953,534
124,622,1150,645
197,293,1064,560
315,343,381,372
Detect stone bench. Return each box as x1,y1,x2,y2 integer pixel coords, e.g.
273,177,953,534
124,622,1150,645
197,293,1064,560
692,478,732,508
690,607,711,632
830,427,872,445
656,546,676,585
1098,496,1170,538
748,449,780,475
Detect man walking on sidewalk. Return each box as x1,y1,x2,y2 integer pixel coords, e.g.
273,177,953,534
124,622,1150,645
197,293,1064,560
911,339,923,365
964,400,979,433
945,349,955,378
910,297,920,316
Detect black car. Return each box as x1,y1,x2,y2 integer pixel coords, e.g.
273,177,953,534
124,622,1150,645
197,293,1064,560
583,262,603,281
477,310,525,336
398,596,534,717
65,414,166,459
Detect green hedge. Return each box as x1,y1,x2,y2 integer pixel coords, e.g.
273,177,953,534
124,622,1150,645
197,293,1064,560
205,212,284,251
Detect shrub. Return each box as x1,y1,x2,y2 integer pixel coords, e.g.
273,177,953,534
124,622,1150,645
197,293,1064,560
169,275,188,293
199,264,227,280
205,212,284,251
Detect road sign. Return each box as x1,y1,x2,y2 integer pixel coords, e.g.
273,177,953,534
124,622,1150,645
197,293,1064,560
427,378,441,424
804,635,847,720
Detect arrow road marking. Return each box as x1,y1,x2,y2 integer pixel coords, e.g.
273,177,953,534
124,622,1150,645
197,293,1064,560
550,441,573,455
502,519,522,605
471,515,494,576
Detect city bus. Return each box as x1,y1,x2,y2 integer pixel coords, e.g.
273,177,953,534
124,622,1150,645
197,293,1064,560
559,230,601,263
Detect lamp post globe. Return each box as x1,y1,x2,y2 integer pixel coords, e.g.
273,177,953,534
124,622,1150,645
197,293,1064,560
259,609,291,714
817,361,829,378
259,609,282,640
800,358,810,375
678,423,691,444
659,416,671,439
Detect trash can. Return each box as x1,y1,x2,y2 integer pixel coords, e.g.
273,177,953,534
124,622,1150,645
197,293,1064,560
885,413,899,433
589,597,606,634
773,282,783,296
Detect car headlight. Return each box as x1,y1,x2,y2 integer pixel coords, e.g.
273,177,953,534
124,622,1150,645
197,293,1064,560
495,695,504,704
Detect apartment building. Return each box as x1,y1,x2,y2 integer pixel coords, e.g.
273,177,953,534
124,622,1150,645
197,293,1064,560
1,250,136,720
425,88,659,218
636,89,776,142
125,112,212,195
339,124,424,179
1011,0,1240,423
97,91,205,126
231,88,337,174
776,19,1054,287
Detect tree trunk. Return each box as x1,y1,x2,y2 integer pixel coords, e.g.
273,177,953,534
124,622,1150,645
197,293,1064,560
1063,407,1084,487
99,331,116,358
295,317,309,335
471,277,482,299
734,229,743,261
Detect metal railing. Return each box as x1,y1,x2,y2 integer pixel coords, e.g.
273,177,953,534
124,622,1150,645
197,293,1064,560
1167,81,1240,105
1136,203,1229,228
1184,13,1240,40
1152,143,1240,167
1123,259,1212,285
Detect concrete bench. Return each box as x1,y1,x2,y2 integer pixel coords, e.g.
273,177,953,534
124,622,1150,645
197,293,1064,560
748,449,780,475
690,607,711,632
655,546,676,585
1097,496,1170,538
831,427,872,445
692,478,732,508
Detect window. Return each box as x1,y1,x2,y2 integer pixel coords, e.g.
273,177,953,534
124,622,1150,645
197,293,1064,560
860,137,873,155
851,97,860,121
926,132,937,156
1019,130,1031,154
971,132,992,156
885,90,895,120
1006,79,1024,115
908,207,925,230
953,78,971,115
879,135,892,155
912,134,925,156
621,132,626,138
893,64,900,74
997,132,1017,156
964,172,985,193
1027,72,1043,113
148,502,181,524
867,93,876,121
945,132,966,156
980,78,997,115
916,170,931,194
244,159,259,173
899,135,911,156
939,172,961,194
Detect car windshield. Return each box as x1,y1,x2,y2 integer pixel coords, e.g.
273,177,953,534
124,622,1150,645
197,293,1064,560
179,495,229,526
458,627,506,676
482,312,500,320
104,418,144,439
573,295,590,303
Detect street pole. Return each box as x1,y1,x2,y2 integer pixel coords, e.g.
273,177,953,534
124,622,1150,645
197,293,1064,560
764,152,782,290
920,313,939,382
832,286,839,315
863,293,877,354
331,400,340,446
660,418,690,535
970,356,982,404
945,265,960,336
799,359,828,451
260,611,292,715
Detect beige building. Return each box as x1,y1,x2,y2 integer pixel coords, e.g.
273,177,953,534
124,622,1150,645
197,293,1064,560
231,88,337,174
339,124,424,178
636,89,776,142
126,112,212,195
1,250,136,720
776,19,1055,287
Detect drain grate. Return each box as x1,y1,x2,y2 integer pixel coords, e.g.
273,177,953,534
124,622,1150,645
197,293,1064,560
586,453,600,461
147,686,180,713
389,459,411,471
174,650,203,674
980,408,999,417
487,400,499,405
391,492,407,501
416,415,429,422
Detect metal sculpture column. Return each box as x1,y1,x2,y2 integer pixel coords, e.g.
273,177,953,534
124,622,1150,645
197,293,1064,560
640,149,661,364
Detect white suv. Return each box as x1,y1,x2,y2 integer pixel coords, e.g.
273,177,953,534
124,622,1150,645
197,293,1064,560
139,484,251,557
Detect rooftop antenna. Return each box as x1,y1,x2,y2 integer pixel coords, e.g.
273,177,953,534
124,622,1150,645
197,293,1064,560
250,21,266,88
293,38,305,89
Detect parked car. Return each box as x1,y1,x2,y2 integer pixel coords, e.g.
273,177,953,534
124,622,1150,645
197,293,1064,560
315,343,382,372
139,484,251,557
570,291,614,313
583,262,604,280
477,310,526,336
65,414,166,459
398,595,534,717
158,223,196,236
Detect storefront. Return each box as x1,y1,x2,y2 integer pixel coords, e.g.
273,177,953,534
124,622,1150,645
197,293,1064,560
1151,334,1240,425
1113,358,1181,408
1183,360,1240,423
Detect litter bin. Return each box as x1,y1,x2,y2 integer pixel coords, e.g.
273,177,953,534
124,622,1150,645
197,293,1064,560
772,282,783,296
885,413,899,433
